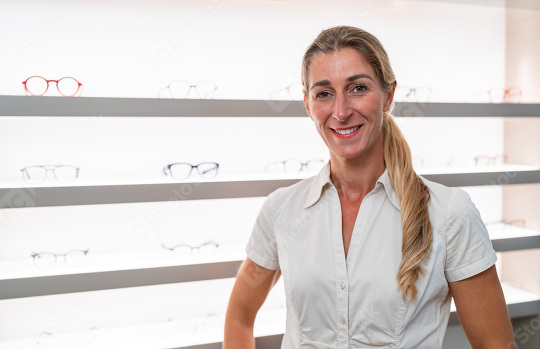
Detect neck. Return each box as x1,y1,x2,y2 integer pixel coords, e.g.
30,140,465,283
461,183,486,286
329,140,385,201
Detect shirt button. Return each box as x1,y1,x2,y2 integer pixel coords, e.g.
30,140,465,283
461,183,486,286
339,282,346,290
339,316,346,324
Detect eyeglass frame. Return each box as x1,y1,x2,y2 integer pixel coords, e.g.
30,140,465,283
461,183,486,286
161,240,220,256
488,87,522,103
271,82,304,100
158,80,218,99
22,76,84,97
394,86,432,102
20,165,80,184
31,248,90,269
264,158,325,173
163,162,219,180
474,154,508,166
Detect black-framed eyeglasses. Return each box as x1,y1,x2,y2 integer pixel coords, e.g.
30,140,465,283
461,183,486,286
161,240,219,259
163,162,219,180
159,80,217,99
21,165,80,184
265,158,325,174
31,249,89,269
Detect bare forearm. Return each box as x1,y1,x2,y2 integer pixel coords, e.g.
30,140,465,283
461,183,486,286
223,317,255,349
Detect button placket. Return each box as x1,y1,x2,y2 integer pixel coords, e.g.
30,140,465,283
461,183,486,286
329,186,349,345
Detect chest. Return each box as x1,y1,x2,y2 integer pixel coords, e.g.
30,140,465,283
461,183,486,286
340,200,362,257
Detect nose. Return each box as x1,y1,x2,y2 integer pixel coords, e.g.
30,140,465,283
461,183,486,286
333,92,352,122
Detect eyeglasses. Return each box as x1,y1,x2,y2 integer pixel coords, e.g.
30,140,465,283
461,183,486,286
270,82,304,100
163,162,219,180
31,249,89,269
265,158,325,174
22,76,83,97
21,165,79,184
394,86,432,103
161,240,219,259
474,154,508,166
488,87,522,103
159,80,217,99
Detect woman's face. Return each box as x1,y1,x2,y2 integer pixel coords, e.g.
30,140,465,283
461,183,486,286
304,47,394,162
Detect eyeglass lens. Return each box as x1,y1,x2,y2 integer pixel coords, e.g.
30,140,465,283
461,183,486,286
32,250,88,269
169,242,218,259
168,163,218,179
282,159,324,173
22,166,78,183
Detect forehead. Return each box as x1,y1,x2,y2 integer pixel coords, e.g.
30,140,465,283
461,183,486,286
308,47,376,83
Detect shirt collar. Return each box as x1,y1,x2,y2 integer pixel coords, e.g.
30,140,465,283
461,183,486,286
303,161,401,212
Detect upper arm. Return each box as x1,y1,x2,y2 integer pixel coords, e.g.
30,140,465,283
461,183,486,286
449,265,514,349
226,257,282,325
445,189,497,282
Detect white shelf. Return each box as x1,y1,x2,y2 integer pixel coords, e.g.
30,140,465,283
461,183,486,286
2,96,540,118
1,283,537,349
488,223,540,252
0,244,246,300
1,166,539,208
1,222,538,299
0,306,285,349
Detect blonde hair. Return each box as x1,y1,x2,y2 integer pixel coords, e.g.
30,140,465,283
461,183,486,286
302,25,432,302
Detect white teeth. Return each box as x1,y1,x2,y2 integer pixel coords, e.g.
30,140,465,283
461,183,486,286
334,125,360,135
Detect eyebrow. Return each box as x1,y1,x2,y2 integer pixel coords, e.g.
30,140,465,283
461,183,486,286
310,74,374,90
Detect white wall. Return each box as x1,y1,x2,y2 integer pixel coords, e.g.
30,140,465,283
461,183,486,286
0,0,515,345
0,0,505,101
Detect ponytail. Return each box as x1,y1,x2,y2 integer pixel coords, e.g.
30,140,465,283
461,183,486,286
383,112,432,301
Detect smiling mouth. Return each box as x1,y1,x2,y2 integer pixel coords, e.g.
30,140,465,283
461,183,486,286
332,125,361,135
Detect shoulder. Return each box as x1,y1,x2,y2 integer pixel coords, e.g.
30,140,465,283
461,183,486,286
419,175,476,231
266,175,318,211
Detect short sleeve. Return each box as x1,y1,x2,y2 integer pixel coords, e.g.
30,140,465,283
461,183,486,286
444,188,497,282
245,190,280,270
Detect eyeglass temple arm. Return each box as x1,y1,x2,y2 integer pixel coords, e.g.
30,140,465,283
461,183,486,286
264,161,283,172
22,82,31,96
77,84,84,97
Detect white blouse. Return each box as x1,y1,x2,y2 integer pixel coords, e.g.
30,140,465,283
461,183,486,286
246,162,497,349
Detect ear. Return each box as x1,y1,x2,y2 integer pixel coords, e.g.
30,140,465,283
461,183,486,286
383,81,396,112
304,93,313,121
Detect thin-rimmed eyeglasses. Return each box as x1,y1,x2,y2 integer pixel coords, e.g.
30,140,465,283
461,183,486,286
159,80,217,99
21,165,79,184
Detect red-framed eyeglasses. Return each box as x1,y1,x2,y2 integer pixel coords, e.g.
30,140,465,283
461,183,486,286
22,76,83,97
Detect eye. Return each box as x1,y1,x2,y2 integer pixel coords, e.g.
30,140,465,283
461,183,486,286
351,84,367,94
315,91,331,99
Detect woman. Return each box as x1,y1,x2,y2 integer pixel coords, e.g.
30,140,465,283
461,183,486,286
224,25,514,348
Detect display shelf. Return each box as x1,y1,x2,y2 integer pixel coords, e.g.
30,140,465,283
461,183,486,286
1,283,536,349
1,95,540,118
0,306,285,349
1,167,539,208
0,261,242,300
2,221,538,299
488,223,540,252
